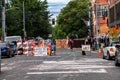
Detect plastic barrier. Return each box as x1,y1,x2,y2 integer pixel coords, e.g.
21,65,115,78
82,45,91,55
47,43,52,56
34,47,47,56
23,41,35,55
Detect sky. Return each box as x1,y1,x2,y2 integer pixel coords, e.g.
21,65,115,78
46,0,71,18
46,0,71,3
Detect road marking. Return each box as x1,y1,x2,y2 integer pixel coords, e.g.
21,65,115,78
27,69,107,74
26,58,116,75
1,63,6,66
27,59,115,75
29,65,115,71
1,66,15,71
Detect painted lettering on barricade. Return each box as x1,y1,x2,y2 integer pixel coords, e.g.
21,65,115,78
82,45,91,51
34,47,47,56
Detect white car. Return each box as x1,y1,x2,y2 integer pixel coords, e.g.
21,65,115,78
102,41,120,60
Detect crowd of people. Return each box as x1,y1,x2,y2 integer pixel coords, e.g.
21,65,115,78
66,33,118,51
84,34,111,50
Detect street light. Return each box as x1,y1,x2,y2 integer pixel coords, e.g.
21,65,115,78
1,0,26,41
23,0,26,40
1,0,6,41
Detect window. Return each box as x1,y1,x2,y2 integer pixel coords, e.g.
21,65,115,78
109,7,114,24
96,5,108,17
116,2,120,24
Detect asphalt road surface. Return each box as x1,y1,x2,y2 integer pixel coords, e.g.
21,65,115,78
1,48,120,80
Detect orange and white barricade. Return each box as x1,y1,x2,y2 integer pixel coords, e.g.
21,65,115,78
47,43,52,56
23,40,35,55
16,40,23,54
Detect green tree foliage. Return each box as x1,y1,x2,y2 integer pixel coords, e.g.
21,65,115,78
0,0,52,39
53,0,90,39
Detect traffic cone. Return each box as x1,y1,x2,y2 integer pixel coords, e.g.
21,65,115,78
98,49,102,56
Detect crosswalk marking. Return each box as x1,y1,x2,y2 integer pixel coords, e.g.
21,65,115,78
27,58,115,74
27,69,107,74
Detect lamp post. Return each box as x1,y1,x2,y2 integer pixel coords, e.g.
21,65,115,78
23,0,26,40
1,0,6,41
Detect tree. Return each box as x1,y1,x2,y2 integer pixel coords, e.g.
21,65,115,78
0,0,52,39
53,0,90,39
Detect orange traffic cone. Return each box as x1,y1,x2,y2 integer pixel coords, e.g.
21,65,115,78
98,49,102,56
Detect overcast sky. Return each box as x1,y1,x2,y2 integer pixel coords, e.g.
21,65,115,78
42,0,71,3
46,0,71,18
47,0,70,3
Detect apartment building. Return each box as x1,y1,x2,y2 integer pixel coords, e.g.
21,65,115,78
91,0,109,37
108,0,120,40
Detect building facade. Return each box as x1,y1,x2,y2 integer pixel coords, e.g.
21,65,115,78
108,0,120,40
91,0,109,37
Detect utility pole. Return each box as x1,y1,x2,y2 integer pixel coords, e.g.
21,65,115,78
2,0,6,41
23,0,26,40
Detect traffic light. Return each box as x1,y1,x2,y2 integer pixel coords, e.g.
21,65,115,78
52,18,55,25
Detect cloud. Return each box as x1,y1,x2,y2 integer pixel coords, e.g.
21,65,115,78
42,0,70,3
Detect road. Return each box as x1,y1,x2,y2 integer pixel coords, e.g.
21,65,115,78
0,48,120,80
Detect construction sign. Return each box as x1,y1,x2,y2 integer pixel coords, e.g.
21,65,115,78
34,47,47,56
82,45,91,51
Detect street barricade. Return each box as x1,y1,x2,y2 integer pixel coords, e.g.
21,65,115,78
34,47,47,56
82,45,91,55
23,40,35,55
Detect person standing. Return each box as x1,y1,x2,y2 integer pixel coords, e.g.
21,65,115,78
70,39,74,51
51,43,56,55
66,37,71,49
51,39,56,45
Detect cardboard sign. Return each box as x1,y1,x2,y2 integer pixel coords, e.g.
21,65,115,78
82,45,91,51
34,47,47,56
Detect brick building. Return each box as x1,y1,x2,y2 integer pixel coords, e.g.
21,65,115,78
91,0,109,37
108,0,120,40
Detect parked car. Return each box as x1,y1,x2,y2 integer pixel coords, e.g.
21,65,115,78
4,36,23,54
115,47,120,66
0,43,15,58
102,41,120,60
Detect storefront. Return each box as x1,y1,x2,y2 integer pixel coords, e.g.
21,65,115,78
108,0,120,40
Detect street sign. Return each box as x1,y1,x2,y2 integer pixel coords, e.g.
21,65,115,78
34,47,47,56
82,45,91,51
